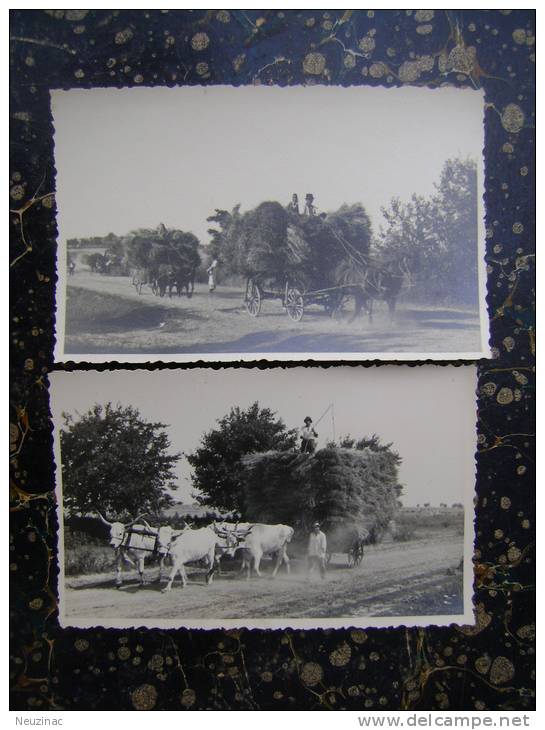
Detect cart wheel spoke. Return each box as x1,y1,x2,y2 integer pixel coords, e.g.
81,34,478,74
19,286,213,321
245,279,262,317
286,286,304,322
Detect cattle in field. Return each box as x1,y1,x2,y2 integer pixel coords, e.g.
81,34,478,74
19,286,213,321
235,523,294,579
155,264,176,297
159,524,249,591
97,512,160,588
171,265,196,298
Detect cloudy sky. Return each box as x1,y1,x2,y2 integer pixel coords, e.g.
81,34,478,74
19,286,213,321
52,85,484,245
50,365,477,507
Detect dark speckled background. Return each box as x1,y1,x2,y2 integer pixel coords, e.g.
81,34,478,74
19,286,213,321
10,9,535,711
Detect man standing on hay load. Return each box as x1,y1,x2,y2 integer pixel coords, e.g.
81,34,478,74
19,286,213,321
307,522,327,580
287,193,300,214
300,416,318,454
303,193,317,216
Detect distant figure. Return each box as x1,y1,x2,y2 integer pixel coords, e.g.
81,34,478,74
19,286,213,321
287,193,300,214
304,193,316,217
207,258,219,292
158,222,167,238
67,257,75,276
300,416,318,454
307,522,327,579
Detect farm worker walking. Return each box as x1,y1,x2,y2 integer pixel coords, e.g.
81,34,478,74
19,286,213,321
287,193,300,214
207,258,219,292
303,193,316,216
300,416,318,454
307,522,327,579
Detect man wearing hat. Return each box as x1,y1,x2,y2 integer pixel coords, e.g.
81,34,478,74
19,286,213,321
300,416,318,454
303,193,317,217
307,522,327,579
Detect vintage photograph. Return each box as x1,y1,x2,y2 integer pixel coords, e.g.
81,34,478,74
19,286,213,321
50,365,477,629
52,85,489,362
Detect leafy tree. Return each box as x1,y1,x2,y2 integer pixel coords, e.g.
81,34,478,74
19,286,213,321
376,157,478,304
60,403,180,518
187,402,298,513
434,157,479,304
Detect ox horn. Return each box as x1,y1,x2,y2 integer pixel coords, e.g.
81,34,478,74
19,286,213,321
212,521,227,536
140,518,154,530
96,511,112,526
125,513,147,528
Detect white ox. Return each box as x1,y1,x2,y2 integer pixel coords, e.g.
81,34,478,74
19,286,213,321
159,524,248,591
222,523,294,579
97,512,161,587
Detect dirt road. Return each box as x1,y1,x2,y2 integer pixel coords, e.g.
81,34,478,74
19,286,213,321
63,272,482,356
63,533,464,623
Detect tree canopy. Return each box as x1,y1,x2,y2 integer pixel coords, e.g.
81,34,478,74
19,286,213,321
60,403,180,518
377,157,478,304
186,402,298,514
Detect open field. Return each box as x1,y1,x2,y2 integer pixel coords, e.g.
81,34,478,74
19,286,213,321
63,529,464,622
63,272,482,356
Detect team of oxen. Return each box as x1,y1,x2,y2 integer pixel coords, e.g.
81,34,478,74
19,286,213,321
96,513,294,591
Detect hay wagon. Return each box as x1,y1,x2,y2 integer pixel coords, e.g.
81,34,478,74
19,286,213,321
244,275,356,323
325,526,369,569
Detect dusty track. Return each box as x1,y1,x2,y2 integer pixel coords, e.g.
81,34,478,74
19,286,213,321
63,532,464,622
63,272,482,356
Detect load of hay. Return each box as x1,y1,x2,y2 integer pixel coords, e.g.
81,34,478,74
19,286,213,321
212,201,373,290
123,226,201,274
241,447,402,546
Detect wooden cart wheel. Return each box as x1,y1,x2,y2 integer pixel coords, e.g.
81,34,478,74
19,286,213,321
245,279,262,317
285,286,304,322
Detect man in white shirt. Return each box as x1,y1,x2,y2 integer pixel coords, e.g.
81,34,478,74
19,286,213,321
307,522,327,579
300,416,318,454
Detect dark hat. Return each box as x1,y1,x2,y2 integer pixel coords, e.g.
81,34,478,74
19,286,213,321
305,193,314,200
304,416,312,424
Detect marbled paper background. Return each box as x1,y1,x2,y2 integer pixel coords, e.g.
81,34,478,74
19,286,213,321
9,9,535,711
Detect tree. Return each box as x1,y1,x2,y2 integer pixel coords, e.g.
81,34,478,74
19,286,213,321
434,157,479,304
187,402,298,513
376,157,478,304
60,403,180,518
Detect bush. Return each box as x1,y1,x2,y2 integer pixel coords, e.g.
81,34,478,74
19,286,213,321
64,542,115,576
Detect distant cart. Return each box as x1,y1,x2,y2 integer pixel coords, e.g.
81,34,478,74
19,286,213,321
325,527,369,569
244,275,356,323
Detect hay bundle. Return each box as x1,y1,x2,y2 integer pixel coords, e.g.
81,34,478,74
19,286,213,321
242,447,401,543
229,201,372,289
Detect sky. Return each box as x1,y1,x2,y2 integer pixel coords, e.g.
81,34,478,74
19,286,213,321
51,85,484,246
49,366,478,508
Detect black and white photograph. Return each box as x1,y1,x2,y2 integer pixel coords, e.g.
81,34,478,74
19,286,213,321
51,365,477,630
53,85,490,362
